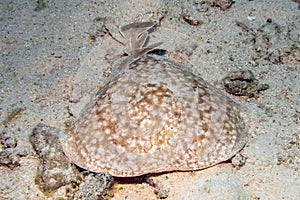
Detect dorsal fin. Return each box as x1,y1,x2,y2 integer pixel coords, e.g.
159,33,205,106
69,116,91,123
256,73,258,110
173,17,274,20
120,22,163,58
132,42,163,58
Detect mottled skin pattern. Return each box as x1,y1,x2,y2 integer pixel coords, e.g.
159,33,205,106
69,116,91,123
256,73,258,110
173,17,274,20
62,54,247,177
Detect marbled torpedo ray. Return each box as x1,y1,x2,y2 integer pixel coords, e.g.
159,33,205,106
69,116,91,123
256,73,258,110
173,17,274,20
61,22,247,177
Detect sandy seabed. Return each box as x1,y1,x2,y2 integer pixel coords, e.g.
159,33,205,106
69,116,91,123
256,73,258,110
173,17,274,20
0,0,299,199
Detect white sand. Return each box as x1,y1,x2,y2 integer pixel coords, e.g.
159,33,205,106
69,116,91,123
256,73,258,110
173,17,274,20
0,0,299,199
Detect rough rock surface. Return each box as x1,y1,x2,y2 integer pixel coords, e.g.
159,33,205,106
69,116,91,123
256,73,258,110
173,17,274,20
30,123,79,195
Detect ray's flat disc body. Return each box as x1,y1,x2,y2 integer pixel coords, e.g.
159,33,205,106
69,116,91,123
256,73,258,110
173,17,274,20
62,55,247,177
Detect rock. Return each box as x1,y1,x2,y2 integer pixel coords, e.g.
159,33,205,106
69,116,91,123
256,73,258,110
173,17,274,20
222,70,269,97
231,153,247,169
154,182,170,199
30,123,79,195
0,149,21,168
77,172,114,200
0,127,27,169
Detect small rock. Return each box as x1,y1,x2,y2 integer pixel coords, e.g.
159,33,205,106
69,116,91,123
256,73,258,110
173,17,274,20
222,70,269,97
30,123,79,195
3,137,17,149
77,172,114,200
146,177,170,199
0,149,21,168
231,153,247,169
0,127,27,169
208,0,234,11
154,182,170,199
267,46,300,64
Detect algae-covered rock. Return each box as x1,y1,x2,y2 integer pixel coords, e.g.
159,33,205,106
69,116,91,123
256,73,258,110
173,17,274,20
222,70,269,97
30,123,79,195
77,172,114,200
0,127,28,169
